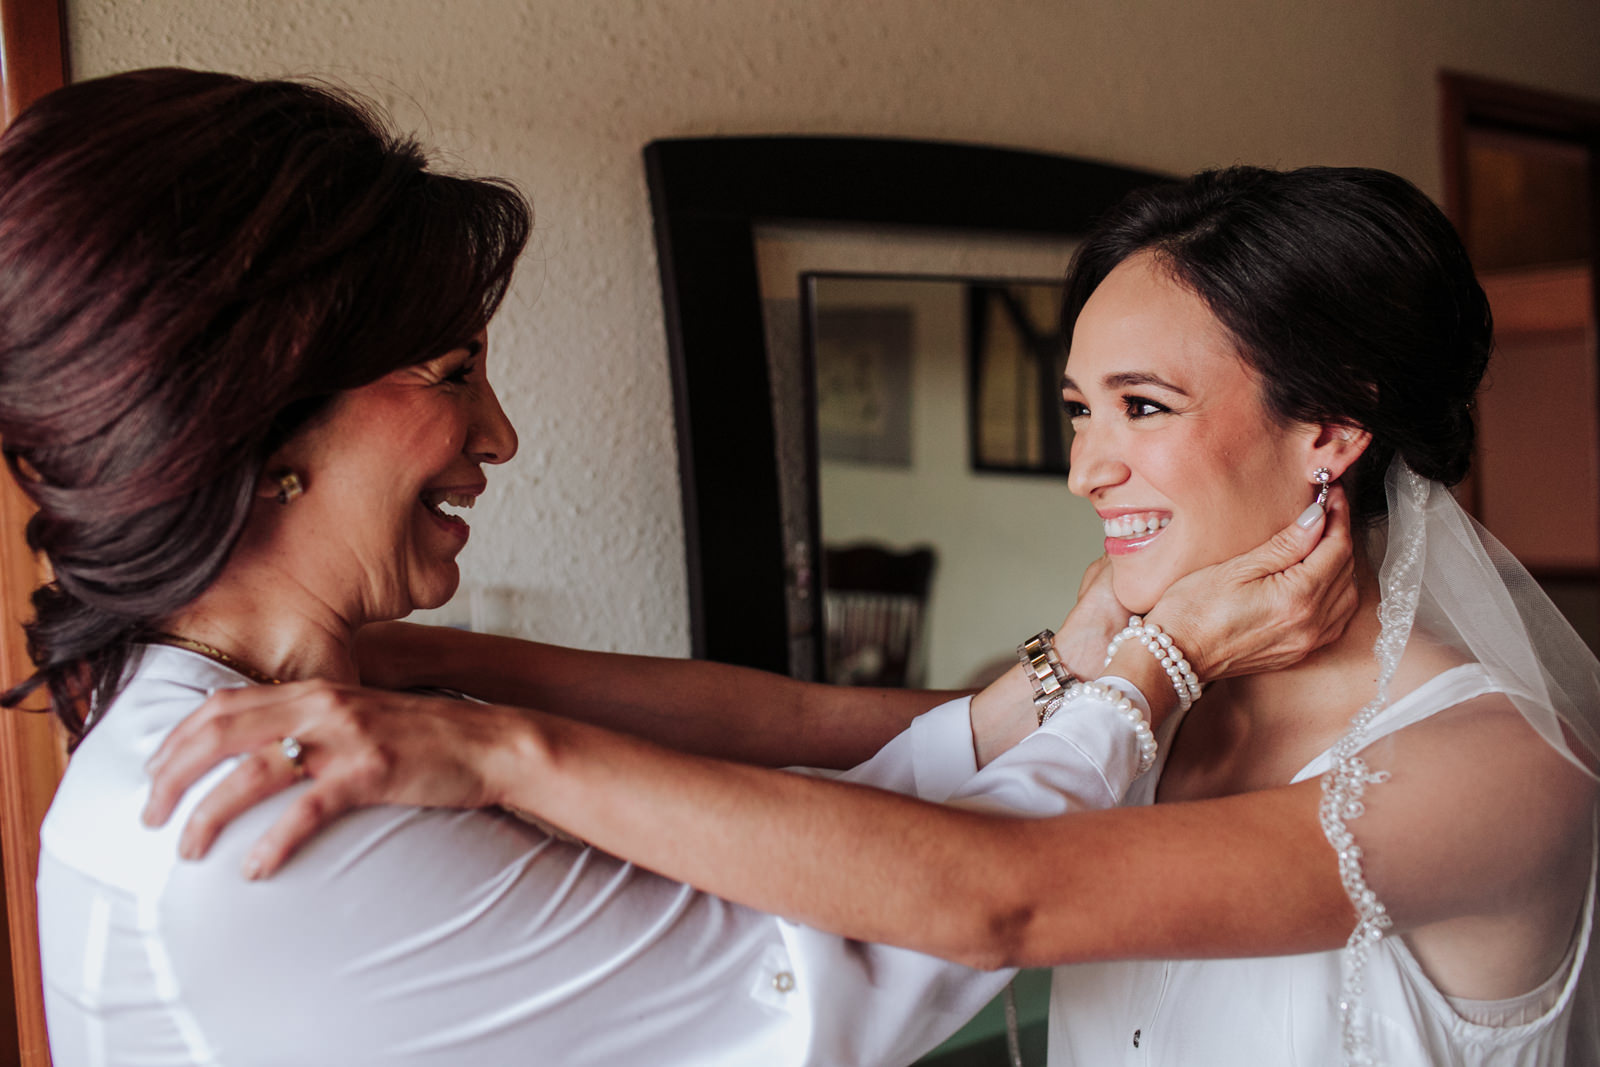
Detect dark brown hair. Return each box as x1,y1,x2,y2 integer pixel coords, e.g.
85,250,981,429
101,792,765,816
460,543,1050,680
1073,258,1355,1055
1061,166,1492,525
0,68,531,736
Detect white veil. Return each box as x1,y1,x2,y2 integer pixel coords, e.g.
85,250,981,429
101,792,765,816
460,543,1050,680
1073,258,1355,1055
1323,460,1600,1064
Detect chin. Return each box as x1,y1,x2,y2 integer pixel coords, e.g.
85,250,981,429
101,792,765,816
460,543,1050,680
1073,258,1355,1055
410,567,462,613
1111,571,1164,618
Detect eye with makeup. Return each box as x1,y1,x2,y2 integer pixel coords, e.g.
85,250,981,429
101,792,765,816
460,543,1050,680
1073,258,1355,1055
1058,394,1172,420
1122,395,1169,419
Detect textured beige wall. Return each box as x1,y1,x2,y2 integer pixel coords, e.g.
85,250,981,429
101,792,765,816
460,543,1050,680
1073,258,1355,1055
64,0,1600,655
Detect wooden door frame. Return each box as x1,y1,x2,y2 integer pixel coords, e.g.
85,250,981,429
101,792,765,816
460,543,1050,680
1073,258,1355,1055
0,3,70,1063
1439,71,1600,572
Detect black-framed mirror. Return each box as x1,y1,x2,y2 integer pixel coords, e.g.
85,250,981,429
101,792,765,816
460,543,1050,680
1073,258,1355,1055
645,136,1164,677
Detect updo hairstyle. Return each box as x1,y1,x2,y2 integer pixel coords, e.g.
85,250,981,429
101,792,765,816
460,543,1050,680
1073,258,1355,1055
0,68,532,736
1060,166,1492,525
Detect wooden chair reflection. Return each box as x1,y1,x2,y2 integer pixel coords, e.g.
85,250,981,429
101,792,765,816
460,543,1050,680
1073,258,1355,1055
822,544,936,688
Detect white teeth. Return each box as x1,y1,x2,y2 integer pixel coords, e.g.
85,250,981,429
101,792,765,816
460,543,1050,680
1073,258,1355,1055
1103,514,1170,538
422,490,479,520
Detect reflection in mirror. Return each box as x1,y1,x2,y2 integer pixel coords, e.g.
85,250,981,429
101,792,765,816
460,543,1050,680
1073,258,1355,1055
646,137,1164,684
754,225,1106,685
805,273,1094,690
968,282,1073,476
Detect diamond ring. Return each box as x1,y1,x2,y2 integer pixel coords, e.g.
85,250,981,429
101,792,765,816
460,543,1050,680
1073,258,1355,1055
280,735,308,777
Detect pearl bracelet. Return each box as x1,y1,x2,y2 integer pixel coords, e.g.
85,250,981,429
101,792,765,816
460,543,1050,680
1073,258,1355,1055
1054,679,1158,776
1105,615,1204,714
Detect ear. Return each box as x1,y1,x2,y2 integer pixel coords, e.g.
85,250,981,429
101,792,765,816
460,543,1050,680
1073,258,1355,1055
1305,421,1372,482
255,470,281,500
257,467,305,504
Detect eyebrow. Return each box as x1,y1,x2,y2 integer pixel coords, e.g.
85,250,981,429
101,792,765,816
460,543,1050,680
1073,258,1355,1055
1059,370,1192,397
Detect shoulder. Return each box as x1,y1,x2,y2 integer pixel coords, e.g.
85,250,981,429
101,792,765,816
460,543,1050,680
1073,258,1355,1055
150,802,751,1058
1387,632,1472,701
1358,680,1593,927
42,645,233,885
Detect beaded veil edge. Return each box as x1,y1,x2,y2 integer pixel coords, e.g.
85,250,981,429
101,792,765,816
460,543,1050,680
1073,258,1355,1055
1317,464,1427,1066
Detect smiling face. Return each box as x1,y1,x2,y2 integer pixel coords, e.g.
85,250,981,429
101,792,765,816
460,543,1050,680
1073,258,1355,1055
1063,253,1319,614
269,332,518,623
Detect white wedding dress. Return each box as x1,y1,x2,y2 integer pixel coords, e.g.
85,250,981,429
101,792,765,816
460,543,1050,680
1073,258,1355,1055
1046,664,1595,1066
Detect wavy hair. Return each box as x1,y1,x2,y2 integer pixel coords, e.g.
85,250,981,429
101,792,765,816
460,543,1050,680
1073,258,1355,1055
0,68,531,736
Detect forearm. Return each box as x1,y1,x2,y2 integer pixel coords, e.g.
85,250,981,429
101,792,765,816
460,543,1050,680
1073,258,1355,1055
502,706,1351,969
509,712,1027,964
373,622,956,768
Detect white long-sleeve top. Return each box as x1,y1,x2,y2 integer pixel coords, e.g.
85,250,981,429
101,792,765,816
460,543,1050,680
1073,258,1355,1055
39,643,1144,1066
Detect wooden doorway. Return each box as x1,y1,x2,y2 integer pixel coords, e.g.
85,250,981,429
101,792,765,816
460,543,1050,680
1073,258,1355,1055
0,2,71,1064
1441,72,1600,653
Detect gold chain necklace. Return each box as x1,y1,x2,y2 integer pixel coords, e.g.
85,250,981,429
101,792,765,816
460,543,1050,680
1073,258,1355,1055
143,632,282,686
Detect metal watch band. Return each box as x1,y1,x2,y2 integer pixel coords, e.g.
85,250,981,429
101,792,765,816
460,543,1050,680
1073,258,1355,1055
1017,628,1075,709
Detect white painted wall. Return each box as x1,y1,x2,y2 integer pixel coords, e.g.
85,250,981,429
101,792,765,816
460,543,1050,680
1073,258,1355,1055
66,0,1600,656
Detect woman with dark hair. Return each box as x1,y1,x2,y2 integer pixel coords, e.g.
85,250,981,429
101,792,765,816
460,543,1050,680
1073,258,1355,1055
1,71,1352,1065
0,66,528,731
153,164,1600,1065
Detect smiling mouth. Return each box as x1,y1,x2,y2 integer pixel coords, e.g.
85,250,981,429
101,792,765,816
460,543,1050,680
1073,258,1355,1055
421,489,477,528
1103,512,1170,539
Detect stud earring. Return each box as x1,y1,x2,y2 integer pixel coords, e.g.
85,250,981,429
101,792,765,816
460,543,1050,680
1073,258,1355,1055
273,470,304,505
1311,467,1332,509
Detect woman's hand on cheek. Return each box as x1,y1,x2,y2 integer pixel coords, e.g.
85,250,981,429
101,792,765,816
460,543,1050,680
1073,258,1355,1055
1053,555,1126,678
1146,487,1358,682
140,682,533,879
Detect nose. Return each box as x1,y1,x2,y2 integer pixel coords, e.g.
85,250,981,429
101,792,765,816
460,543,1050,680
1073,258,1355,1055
469,378,519,465
1065,422,1125,500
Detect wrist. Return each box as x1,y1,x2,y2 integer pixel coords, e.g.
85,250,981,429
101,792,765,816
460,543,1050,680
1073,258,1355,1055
1126,607,1209,700
357,620,460,690
1103,615,1202,731
1017,629,1079,725
1136,608,1215,687
488,704,555,811
1055,608,1123,681
1101,645,1181,733
970,663,1043,767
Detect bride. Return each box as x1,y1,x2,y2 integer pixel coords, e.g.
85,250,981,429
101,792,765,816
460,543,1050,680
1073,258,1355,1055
147,165,1600,1063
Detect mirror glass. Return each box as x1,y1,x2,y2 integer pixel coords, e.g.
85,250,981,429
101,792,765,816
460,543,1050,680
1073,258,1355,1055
753,226,1110,688
807,273,1084,690
646,137,1164,680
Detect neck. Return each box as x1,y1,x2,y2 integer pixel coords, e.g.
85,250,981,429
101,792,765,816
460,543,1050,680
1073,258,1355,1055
159,560,363,687
1211,545,1387,732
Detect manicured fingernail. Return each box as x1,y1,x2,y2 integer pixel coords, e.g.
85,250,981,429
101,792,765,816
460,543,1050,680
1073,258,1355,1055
1296,502,1325,529
242,854,263,880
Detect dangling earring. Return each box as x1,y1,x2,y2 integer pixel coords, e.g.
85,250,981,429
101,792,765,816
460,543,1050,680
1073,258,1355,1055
1312,467,1332,508
273,470,304,505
